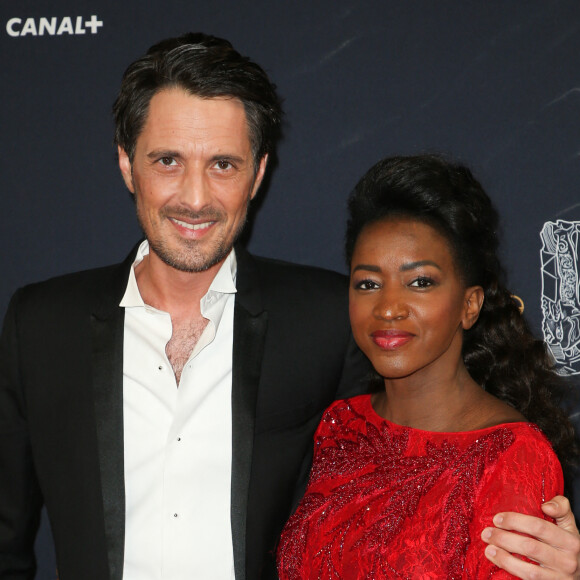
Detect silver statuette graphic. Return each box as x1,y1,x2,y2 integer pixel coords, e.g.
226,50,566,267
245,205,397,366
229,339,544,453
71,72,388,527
540,220,580,375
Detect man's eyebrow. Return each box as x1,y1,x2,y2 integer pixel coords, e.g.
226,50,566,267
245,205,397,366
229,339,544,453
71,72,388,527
146,149,182,160
208,154,246,164
400,260,441,271
145,151,247,164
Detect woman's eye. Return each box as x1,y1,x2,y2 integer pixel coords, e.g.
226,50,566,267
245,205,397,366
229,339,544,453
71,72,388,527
354,279,379,290
409,276,434,288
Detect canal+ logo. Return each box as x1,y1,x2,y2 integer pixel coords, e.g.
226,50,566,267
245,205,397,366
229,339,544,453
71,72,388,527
6,15,103,37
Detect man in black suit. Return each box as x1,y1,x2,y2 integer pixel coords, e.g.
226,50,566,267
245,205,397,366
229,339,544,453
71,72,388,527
0,33,578,580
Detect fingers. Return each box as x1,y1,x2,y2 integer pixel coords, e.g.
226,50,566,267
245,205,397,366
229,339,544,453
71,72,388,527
481,513,580,578
492,512,580,554
481,525,575,574
483,543,559,579
541,497,579,535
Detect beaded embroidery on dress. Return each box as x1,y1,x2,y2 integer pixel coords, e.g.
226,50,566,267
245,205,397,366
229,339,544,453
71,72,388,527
277,395,563,580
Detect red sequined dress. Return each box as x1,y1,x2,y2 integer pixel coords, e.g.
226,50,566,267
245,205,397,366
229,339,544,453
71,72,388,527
277,395,563,579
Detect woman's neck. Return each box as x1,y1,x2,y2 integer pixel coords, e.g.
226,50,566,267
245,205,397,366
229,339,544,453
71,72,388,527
373,365,492,432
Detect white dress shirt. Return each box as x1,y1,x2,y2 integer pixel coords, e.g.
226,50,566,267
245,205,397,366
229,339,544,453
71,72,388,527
120,241,236,579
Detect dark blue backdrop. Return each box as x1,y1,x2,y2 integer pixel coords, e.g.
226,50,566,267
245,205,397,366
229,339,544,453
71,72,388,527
2,2,580,577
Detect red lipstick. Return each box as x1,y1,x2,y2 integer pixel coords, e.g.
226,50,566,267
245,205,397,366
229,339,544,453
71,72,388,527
371,330,413,350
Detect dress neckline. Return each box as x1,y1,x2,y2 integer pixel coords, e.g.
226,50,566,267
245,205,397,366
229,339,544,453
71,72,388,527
359,394,533,437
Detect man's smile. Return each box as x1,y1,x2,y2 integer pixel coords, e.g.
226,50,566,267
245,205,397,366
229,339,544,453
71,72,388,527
170,217,216,231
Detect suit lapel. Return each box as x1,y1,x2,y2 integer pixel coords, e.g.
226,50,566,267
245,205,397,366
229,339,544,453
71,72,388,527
90,250,135,580
87,244,267,580
231,247,268,580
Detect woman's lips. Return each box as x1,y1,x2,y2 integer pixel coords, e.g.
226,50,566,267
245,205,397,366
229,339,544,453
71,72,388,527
371,330,414,350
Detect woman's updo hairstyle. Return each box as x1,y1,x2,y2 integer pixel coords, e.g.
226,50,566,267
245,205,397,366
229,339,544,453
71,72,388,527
346,154,497,289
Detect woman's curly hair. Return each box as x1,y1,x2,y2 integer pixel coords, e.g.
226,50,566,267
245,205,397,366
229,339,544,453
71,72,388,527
346,154,578,478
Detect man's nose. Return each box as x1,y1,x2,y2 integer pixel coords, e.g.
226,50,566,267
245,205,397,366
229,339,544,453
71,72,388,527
178,167,212,210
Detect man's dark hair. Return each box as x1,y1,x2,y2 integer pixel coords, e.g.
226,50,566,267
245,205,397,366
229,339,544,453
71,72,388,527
113,32,282,168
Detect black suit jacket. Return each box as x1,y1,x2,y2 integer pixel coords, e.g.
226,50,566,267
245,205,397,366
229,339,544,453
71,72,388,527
0,245,369,579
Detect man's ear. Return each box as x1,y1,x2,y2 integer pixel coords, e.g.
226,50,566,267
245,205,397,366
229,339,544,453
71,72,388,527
250,154,268,200
462,286,484,330
118,146,135,194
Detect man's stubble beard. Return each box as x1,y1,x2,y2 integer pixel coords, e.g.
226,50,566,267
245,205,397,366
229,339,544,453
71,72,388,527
136,203,249,273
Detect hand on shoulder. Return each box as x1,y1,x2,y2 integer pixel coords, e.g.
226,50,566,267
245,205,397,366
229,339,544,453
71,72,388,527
482,496,580,579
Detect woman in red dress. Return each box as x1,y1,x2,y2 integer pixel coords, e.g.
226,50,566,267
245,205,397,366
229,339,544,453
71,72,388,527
277,155,577,579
